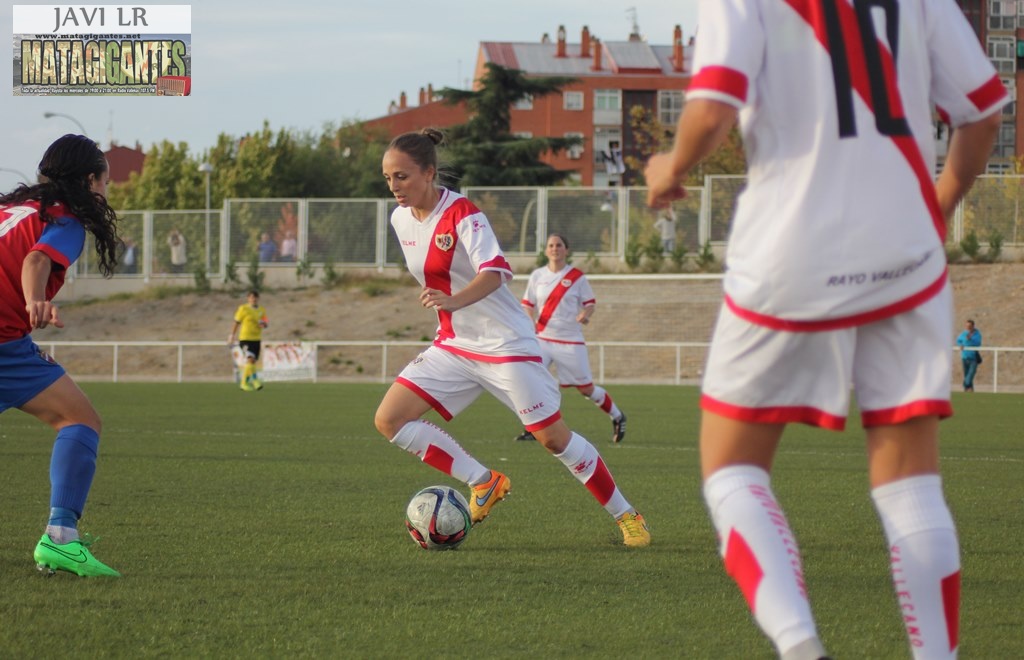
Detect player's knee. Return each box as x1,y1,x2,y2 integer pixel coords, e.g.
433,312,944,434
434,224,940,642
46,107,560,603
576,385,594,397
374,408,402,440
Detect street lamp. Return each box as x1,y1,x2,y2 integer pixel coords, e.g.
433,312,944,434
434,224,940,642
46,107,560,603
518,197,537,253
43,112,88,135
198,162,213,272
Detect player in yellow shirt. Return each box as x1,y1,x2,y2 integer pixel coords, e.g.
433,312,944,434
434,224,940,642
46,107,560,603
227,290,268,391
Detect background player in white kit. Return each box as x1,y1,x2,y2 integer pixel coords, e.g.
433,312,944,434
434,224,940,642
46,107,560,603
515,233,627,443
374,128,650,547
645,2,1005,659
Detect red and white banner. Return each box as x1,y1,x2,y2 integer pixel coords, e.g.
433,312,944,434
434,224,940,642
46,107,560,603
232,341,316,382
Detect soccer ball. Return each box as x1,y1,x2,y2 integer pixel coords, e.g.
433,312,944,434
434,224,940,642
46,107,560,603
405,486,472,550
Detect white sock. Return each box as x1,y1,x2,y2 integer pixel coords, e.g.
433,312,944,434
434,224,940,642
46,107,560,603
585,386,621,420
45,525,79,544
703,465,820,657
872,475,960,660
554,432,631,518
390,420,489,486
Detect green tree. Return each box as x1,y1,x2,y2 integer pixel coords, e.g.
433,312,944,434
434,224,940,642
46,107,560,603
106,140,203,210
438,63,581,186
624,104,746,186
106,121,392,211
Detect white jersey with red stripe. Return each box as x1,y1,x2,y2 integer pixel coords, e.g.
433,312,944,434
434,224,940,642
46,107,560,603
688,0,1008,329
391,188,540,362
521,264,596,344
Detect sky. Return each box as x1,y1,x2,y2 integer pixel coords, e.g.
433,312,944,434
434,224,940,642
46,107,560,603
0,1,699,189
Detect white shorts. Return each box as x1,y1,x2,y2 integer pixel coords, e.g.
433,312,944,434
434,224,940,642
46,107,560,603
396,346,563,431
539,339,594,387
701,283,953,430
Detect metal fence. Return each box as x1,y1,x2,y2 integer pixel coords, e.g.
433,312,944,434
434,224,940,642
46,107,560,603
36,340,1024,392
74,175,1023,281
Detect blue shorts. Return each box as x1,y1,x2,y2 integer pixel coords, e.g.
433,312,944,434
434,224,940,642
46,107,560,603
0,335,66,413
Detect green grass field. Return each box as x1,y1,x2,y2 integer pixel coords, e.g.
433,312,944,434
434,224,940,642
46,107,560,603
1,384,1021,658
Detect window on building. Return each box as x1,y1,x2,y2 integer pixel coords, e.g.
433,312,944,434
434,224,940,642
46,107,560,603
594,89,622,111
564,132,584,160
988,36,1016,73
513,131,533,139
989,0,1018,30
1001,77,1016,117
514,94,533,110
997,123,1016,158
563,91,584,111
658,90,685,125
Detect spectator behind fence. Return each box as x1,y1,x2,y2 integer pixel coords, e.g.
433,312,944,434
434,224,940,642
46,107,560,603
279,229,296,262
120,236,137,274
167,228,187,273
956,318,982,392
258,232,277,263
653,207,677,254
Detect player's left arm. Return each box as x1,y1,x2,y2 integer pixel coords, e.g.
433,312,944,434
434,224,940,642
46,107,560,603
577,303,595,325
421,271,502,312
421,207,510,311
576,275,597,325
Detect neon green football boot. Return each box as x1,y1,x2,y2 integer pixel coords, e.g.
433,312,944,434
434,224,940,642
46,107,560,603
33,534,121,577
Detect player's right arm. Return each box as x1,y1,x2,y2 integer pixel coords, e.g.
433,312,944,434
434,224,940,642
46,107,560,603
227,309,241,344
646,99,737,208
21,250,62,329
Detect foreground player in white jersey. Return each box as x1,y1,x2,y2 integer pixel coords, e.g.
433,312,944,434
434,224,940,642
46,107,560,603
646,2,1005,659
374,128,649,547
516,233,626,443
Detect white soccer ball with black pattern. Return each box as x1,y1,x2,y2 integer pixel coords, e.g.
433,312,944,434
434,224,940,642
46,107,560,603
404,486,472,550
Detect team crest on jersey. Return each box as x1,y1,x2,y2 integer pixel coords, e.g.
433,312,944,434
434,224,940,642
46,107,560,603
434,233,454,251
561,278,573,288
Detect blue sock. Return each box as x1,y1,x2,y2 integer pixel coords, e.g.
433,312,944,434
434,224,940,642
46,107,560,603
49,424,100,519
48,507,78,528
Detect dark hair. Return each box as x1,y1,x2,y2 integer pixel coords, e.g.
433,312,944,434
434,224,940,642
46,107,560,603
966,319,975,325
386,128,445,178
0,134,120,277
547,233,570,251
248,290,260,298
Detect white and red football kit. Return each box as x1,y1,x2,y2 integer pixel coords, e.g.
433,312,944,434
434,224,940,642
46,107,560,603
688,0,1007,329
522,264,596,386
691,3,994,659
522,264,595,344
0,201,84,342
391,188,559,428
388,189,635,523
391,188,539,361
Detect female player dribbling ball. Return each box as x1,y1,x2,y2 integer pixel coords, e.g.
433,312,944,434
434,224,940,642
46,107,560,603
0,134,122,577
374,128,649,547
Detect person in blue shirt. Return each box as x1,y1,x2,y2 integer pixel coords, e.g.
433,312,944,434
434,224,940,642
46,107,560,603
956,319,983,392
257,232,277,262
